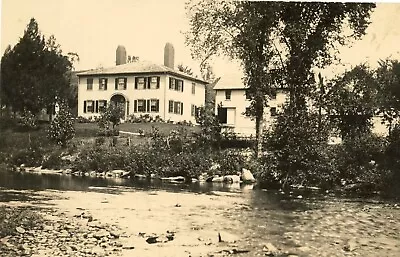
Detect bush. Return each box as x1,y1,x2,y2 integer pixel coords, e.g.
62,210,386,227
47,103,75,147
11,147,44,167
41,151,64,169
17,109,38,131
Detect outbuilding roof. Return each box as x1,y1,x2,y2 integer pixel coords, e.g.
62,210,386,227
77,60,208,84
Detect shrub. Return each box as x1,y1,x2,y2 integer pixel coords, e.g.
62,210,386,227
41,152,64,169
17,109,38,131
11,147,43,167
47,103,75,147
98,103,123,134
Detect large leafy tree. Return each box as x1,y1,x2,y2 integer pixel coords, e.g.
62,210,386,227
185,0,375,156
1,18,75,115
325,64,378,140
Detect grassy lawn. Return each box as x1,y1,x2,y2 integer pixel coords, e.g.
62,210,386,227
74,122,201,137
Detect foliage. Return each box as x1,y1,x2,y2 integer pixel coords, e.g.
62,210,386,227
16,109,38,131
185,1,375,156
98,102,123,135
264,108,337,188
375,59,400,129
41,151,64,169
213,149,246,176
47,102,75,147
335,132,387,188
195,105,221,149
177,64,194,75
11,146,44,167
1,18,75,114
325,64,378,140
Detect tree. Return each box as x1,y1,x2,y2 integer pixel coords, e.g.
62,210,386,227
47,102,75,147
177,64,194,75
375,59,400,131
185,1,375,156
325,64,378,141
1,18,74,115
98,102,124,135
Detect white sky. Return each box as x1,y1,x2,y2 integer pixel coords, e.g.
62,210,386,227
1,0,400,81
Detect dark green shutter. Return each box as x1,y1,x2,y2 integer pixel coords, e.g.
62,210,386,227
135,78,138,89
181,81,184,92
95,100,99,113
180,102,183,115
124,78,127,90
146,100,150,112
156,100,159,112
83,101,87,113
134,100,137,113
115,78,118,90
157,77,160,89
98,78,101,90
169,78,172,89
126,101,130,115
104,79,107,90
147,77,151,89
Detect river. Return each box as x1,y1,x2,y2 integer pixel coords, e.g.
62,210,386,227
0,169,399,257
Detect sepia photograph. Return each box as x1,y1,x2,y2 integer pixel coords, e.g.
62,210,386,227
0,0,399,256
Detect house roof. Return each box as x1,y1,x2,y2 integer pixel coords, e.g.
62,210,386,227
213,73,246,90
76,61,208,84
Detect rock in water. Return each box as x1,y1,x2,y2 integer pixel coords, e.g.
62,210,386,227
16,227,25,234
241,168,256,183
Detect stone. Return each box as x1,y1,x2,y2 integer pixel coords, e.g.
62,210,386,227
16,227,26,234
263,242,279,255
94,229,110,240
212,176,224,183
110,230,120,238
241,168,256,183
343,240,357,252
146,236,158,244
223,175,241,183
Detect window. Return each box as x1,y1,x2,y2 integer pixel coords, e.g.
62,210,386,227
225,90,232,100
115,77,127,90
84,100,94,113
169,100,183,115
99,78,107,90
191,104,198,117
217,107,227,124
169,77,184,92
150,77,160,89
135,77,145,90
192,83,196,95
98,100,107,112
150,99,159,112
87,78,93,90
270,107,277,116
135,99,146,112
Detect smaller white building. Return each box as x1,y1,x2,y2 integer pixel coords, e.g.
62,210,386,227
214,76,288,136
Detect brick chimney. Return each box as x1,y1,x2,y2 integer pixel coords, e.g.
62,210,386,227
164,43,174,69
116,45,127,65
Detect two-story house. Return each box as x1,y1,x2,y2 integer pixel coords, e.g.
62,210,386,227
214,76,288,136
77,43,207,124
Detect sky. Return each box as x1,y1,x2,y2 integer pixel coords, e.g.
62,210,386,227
1,0,400,82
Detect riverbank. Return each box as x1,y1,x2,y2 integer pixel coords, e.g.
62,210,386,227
1,185,399,257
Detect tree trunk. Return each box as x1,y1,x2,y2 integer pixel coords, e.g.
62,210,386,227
255,101,264,158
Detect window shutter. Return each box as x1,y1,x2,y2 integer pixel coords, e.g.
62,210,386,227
95,100,99,113
104,79,107,90
115,78,118,90
126,101,130,115
104,100,107,108
83,101,87,113
135,78,138,89
180,102,183,115
124,78,127,90
98,78,101,90
169,78,172,89
156,100,159,112
147,77,151,89
181,81,184,92
134,100,137,113
146,100,150,112
157,77,160,89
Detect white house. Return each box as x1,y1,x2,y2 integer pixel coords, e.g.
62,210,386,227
214,72,389,138
77,43,207,124
214,75,288,136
